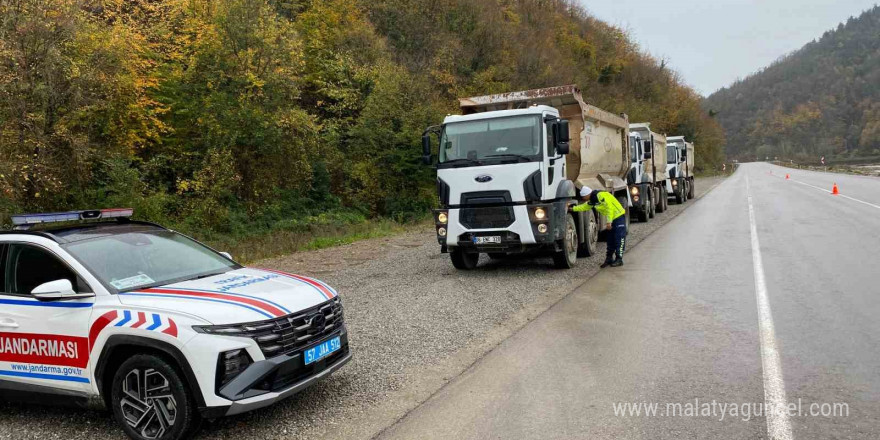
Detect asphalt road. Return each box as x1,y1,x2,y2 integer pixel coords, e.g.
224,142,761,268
379,163,880,439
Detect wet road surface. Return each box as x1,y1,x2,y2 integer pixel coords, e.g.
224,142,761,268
379,163,880,439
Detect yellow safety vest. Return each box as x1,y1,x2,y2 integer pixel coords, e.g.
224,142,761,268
572,191,625,223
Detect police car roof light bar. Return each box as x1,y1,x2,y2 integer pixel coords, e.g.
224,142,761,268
11,208,134,229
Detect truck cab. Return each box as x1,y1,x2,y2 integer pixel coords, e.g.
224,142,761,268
422,86,631,270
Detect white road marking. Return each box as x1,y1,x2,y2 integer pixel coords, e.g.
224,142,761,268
746,175,794,440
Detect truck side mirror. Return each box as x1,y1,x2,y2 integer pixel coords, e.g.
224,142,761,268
644,141,652,153
681,149,687,159
556,119,570,154
422,133,433,165
644,150,652,159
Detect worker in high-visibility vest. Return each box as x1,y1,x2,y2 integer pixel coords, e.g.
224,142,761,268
571,186,627,267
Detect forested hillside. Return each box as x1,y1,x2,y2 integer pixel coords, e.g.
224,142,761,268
1,0,723,244
704,6,879,162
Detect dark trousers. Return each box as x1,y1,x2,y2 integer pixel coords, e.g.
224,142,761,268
606,216,627,262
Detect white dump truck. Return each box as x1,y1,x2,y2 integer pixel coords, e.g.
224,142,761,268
627,123,669,221
421,85,631,270
666,136,695,203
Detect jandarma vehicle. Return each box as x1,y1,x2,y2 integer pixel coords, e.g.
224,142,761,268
0,209,350,440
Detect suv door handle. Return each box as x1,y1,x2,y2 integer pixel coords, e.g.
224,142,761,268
0,318,19,329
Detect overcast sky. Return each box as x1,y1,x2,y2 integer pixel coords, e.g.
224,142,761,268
580,0,878,96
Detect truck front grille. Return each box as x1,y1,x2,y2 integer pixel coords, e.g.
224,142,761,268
459,191,515,229
246,298,345,358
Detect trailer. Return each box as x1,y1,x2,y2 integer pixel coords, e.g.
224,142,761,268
422,85,631,270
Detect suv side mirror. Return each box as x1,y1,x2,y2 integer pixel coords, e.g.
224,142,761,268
556,119,570,154
31,279,94,301
421,134,433,165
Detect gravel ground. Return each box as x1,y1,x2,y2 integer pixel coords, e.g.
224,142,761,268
0,176,724,440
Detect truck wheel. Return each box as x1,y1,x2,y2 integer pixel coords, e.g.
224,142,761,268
656,186,666,213
662,188,669,211
688,178,695,199
648,190,655,219
111,354,200,440
675,181,684,204
450,248,479,270
636,205,648,223
553,215,578,269
577,212,598,257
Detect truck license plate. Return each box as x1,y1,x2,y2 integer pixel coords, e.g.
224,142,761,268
474,236,501,244
304,336,341,365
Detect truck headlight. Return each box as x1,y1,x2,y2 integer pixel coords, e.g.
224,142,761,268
437,212,448,224
534,207,546,220
437,227,447,237
630,186,639,196
537,224,548,234
672,179,678,187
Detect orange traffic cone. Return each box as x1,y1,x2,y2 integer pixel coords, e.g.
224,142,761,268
832,183,839,195
785,173,790,180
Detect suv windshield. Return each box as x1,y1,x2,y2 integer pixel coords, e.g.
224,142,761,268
667,144,680,164
64,230,237,292
439,115,542,166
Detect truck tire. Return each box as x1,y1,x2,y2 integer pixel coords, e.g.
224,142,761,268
636,188,649,223
648,190,655,219
688,178,695,199
675,180,684,204
662,187,669,212
553,214,578,269
656,186,666,213
111,354,201,440
450,248,479,270
577,211,598,257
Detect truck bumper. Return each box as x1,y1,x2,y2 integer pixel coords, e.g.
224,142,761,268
438,202,569,254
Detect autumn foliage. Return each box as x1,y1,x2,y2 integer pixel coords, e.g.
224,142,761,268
1,0,724,236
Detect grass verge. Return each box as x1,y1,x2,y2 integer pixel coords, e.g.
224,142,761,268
202,217,429,264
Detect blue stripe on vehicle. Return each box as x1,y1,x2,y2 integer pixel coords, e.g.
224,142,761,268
0,298,92,308
121,293,273,319
146,314,162,331
0,370,90,383
114,310,132,327
168,286,292,315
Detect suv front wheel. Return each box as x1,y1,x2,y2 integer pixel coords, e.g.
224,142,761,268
111,354,201,440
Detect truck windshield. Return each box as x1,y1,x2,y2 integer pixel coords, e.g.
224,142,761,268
439,115,542,166
64,230,238,292
667,144,680,164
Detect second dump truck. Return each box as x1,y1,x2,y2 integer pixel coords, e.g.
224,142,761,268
627,123,669,222
422,85,631,270
666,136,695,203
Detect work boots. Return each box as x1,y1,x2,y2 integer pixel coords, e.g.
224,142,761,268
610,259,624,267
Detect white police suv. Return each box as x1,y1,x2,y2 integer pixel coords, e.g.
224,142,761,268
0,209,350,439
